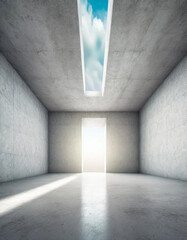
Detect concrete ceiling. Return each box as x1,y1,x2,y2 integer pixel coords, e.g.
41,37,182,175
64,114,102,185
0,0,186,111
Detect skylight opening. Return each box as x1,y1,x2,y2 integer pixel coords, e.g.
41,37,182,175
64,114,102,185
77,0,113,97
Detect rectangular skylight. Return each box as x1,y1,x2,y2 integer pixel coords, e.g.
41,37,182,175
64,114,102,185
78,0,113,96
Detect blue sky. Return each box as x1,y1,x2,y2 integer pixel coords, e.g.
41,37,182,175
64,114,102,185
87,0,108,22
80,0,108,91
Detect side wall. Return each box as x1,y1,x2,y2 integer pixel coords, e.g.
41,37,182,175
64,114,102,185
140,56,187,180
0,54,48,182
49,112,139,173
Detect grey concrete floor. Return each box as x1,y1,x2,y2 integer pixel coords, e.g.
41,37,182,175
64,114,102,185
0,173,187,240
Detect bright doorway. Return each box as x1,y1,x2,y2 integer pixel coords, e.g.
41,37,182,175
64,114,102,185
82,118,106,172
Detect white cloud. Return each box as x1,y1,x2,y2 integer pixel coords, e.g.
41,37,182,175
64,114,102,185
81,0,107,91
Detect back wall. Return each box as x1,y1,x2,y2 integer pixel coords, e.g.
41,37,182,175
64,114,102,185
49,112,139,173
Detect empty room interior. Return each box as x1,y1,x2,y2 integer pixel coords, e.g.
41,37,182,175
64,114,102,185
0,0,187,239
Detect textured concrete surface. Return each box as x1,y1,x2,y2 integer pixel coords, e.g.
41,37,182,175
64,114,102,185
49,112,81,173
0,54,48,182
49,112,139,173
140,56,187,180
0,0,186,111
0,173,187,240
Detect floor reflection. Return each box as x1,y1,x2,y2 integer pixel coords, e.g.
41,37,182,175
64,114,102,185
81,173,107,240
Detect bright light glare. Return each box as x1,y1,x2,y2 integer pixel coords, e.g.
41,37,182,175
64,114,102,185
0,175,77,216
83,127,104,157
82,118,106,172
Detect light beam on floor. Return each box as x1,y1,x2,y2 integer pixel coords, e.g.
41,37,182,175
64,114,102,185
0,175,77,216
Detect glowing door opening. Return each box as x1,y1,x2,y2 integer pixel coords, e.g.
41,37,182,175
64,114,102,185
82,118,106,172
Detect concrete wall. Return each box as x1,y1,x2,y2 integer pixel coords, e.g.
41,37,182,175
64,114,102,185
49,112,139,173
0,54,48,182
140,56,187,180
